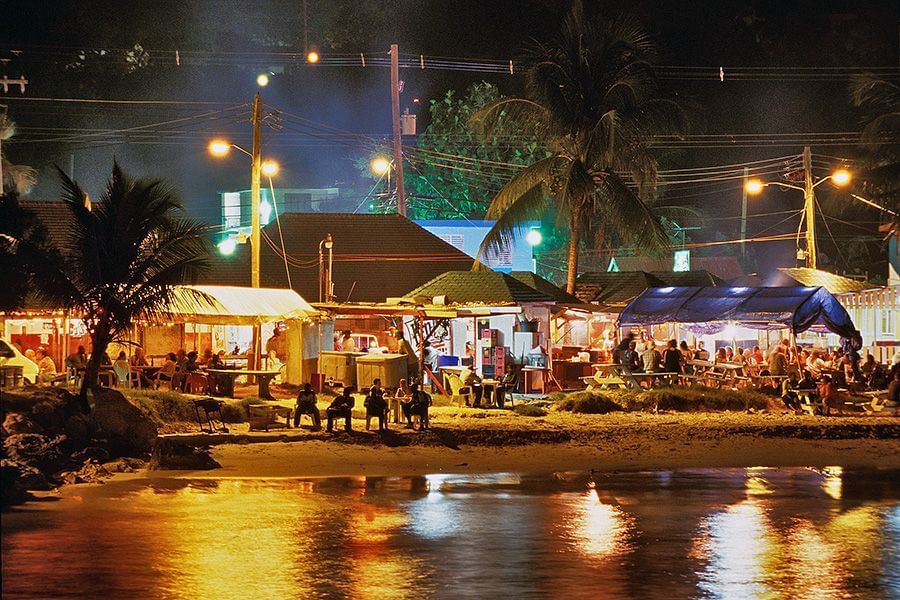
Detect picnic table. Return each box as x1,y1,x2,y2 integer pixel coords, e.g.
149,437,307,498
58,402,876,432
205,368,281,400
583,363,628,390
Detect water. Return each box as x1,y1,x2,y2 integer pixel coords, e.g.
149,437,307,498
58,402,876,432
2,468,899,599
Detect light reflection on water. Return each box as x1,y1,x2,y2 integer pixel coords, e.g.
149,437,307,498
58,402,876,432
2,468,899,599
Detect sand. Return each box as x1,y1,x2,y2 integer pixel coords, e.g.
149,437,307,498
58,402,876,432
152,408,900,479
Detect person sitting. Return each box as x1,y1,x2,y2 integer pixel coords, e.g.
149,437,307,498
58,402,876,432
402,383,431,429
364,378,389,431
294,383,321,429
130,348,149,367
781,372,802,413
65,345,87,372
155,352,178,389
889,370,900,416
642,343,662,374
326,386,356,433
494,364,518,409
35,348,58,384
715,347,728,364
620,341,641,373
767,346,787,376
817,375,843,416
694,341,710,361
458,367,483,407
199,348,213,367
112,351,133,387
807,349,831,380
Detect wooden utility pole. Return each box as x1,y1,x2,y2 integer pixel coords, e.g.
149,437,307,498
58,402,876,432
250,93,262,288
740,166,749,264
802,145,817,269
389,44,407,217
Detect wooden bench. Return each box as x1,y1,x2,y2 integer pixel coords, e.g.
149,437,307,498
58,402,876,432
248,404,292,431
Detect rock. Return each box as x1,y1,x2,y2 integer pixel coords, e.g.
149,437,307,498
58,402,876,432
0,462,33,506
88,388,159,456
101,457,146,473
72,446,110,463
2,413,43,435
149,438,220,470
0,459,51,491
64,414,91,446
77,460,110,483
3,433,65,472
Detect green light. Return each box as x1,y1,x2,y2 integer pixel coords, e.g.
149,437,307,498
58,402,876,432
526,229,542,246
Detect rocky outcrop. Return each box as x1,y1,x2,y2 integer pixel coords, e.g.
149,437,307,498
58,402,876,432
1,387,161,506
149,437,220,470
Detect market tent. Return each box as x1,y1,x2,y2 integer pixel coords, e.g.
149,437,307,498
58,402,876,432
163,285,319,325
618,286,861,340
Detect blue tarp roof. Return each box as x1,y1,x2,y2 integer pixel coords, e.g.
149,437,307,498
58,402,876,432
618,286,861,341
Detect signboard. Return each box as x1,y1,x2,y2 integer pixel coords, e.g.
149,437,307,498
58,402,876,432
673,249,690,272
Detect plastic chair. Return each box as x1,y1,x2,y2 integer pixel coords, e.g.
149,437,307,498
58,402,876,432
113,363,132,388
446,373,472,407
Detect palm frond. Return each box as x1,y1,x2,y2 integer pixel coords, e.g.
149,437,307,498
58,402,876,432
592,172,669,253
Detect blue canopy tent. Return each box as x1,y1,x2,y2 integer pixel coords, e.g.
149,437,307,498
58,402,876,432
618,286,861,345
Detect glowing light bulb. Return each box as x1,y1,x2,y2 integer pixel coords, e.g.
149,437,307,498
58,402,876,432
831,169,851,187
256,73,270,87
306,50,320,64
745,178,765,195
526,229,542,246
370,156,391,176
208,140,231,157
261,160,279,176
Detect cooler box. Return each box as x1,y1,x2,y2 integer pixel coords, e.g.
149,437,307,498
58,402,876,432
355,353,407,389
318,351,366,387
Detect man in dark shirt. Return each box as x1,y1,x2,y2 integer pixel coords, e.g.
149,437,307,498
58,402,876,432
364,378,389,431
620,341,641,373
402,383,431,429
294,383,321,429
326,386,356,433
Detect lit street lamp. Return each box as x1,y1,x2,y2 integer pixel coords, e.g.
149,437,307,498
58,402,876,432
744,147,851,269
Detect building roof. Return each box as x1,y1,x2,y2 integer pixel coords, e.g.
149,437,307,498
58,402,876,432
165,285,319,325
776,268,869,294
402,271,557,305
610,255,744,280
575,271,667,306
648,270,726,287
204,213,474,302
18,200,73,250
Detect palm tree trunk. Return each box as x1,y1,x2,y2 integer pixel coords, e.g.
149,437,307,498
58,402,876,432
79,321,111,411
566,225,580,294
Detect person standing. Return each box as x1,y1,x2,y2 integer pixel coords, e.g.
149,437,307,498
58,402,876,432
326,386,356,433
663,339,684,374
395,330,419,382
294,383,321,429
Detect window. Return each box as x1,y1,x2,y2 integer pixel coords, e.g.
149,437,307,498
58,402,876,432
880,308,894,339
483,243,513,267
438,233,465,251
283,192,313,212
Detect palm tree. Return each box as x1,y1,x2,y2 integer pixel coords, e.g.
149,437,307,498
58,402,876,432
850,75,899,209
9,163,211,403
472,2,683,292
0,114,37,194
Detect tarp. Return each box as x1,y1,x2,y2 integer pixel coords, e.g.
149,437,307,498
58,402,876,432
164,285,318,325
618,286,861,341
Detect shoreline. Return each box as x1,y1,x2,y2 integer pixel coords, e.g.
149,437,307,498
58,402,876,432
150,410,900,479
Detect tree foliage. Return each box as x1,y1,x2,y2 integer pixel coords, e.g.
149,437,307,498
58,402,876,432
2,163,212,401
472,2,684,292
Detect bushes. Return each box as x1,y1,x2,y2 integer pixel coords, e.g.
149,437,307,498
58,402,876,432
124,390,252,424
555,391,624,414
553,386,772,413
511,404,548,417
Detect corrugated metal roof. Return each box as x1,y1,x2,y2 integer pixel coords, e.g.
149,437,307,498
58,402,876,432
165,285,318,324
776,268,869,294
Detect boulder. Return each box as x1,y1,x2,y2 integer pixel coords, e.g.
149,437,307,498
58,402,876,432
3,433,66,472
101,457,146,473
88,388,159,456
149,438,220,470
1,459,51,491
2,413,43,435
0,462,32,506
72,446,110,463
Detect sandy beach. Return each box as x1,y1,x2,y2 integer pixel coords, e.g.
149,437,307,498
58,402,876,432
154,409,900,479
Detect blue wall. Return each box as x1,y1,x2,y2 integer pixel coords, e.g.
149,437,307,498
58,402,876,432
416,220,538,273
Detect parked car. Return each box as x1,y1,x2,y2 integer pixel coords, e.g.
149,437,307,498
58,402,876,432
0,337,40,385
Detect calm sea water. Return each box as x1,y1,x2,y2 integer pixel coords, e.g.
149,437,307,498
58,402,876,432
2,468,899,599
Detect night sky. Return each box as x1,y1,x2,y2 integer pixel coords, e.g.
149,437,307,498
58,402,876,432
2,0,898,276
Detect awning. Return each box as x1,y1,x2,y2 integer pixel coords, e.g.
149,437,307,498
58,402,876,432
618,286,861,341
164,285,319,325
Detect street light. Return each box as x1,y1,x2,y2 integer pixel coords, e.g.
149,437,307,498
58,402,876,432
370,156,391,176
256,73,270,87
306,50,320,64
261,160,280,177
742,152,854,269
526,229,542,247
208,139,231,157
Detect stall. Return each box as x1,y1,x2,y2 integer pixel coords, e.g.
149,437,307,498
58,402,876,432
618,286,862,350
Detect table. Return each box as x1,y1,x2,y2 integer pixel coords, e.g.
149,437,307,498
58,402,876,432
390,395,409,423
522,366,558,394
0,365,23,389
205,369,281,400
480,378,501,406
131,365,160,388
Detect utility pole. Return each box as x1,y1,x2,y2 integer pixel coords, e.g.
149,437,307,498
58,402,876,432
389,44,407,217
740,166,749,264
250,93,263,288
802,145,817,270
